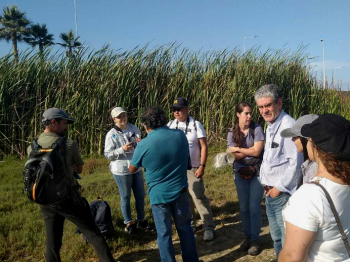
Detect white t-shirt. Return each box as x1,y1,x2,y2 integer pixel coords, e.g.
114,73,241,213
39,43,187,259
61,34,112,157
167,116,206,167
283,176,350,262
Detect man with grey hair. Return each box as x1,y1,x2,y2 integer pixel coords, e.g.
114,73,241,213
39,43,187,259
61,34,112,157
254,84,303,260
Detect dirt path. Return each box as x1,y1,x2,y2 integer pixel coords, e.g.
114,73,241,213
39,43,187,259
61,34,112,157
116,213,276,262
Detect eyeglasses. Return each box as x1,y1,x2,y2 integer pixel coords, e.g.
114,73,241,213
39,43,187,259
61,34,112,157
257,103,273,110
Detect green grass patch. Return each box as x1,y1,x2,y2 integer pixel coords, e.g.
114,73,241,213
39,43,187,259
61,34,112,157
0,148,242,261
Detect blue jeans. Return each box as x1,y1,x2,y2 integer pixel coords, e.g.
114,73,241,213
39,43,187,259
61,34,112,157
151,192,198,262
113,170,145,224
265,193,290,258
234,173,264,241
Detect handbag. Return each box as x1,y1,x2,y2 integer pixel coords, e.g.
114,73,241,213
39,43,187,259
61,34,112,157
311,180,350,257
237,166,258,179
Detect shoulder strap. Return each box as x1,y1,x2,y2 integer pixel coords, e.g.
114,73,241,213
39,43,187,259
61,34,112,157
31,139,41,151
113,126,123,132
168,120,174,128
193,119,197,132
248,123,256,140
311,181,350,257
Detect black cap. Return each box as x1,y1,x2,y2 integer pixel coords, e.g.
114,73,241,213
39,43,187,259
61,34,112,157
170,97,188,109
301,113,350,161
42,108,75,124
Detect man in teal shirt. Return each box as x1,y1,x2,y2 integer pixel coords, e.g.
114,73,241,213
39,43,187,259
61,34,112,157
129,106,198,262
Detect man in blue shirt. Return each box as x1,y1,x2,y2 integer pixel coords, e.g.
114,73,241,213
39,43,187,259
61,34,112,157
129,106,198,262
254,84,303,260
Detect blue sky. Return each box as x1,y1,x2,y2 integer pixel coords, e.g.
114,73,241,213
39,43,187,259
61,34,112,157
1,0,350,90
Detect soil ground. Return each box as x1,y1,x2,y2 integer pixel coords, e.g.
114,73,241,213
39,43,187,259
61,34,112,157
115,210,276,262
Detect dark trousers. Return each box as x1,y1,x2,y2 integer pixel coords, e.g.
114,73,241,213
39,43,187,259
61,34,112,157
40,194,114,262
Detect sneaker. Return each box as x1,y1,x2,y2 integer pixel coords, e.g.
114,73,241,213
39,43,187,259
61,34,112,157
248,240,260,256
203,230,214,241
124,224,138,235
240,237,252,251
137,220,155,231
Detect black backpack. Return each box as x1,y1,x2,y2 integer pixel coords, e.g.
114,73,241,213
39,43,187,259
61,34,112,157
23,136,71,205
76,198,114,240
90,199,114,239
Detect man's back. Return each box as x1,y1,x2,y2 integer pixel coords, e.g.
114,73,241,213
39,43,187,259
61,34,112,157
131,126,189,205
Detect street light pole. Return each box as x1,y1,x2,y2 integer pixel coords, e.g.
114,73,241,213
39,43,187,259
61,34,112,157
74,0,78,37
243,36,258,53
321,39,325,88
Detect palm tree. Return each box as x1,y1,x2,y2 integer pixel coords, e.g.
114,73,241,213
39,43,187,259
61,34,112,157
24,23,54,55
0,5,31,62
57,29,81,57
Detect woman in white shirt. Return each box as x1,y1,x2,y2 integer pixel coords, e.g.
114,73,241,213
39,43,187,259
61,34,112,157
279,114,350,262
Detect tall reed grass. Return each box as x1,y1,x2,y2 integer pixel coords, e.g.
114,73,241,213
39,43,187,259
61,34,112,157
0,44,349,158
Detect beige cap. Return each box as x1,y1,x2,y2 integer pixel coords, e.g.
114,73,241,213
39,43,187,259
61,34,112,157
111,107,126,118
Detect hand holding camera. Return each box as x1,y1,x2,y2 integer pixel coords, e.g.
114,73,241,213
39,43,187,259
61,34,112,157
122,142,134,152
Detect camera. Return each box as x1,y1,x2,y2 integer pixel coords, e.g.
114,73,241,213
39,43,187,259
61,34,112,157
128,133,138,148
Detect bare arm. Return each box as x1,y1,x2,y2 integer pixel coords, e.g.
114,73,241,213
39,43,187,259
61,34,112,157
129,164,138,173
278,222,316,262
195,137,208,178
226,149,246,161
72,165,83,174
227,140,264,157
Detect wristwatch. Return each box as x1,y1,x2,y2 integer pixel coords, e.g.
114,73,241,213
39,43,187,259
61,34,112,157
200,164,206,168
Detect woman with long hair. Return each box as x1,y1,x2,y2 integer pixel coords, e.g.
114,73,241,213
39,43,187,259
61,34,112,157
280,114,319,184
280,114,350,261
227,101,265,256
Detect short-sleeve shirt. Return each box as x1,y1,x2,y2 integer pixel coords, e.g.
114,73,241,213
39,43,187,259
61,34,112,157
130,126,189,205
227,123,265,171
167,116,206,167
27,132,84,187
283,177,350,261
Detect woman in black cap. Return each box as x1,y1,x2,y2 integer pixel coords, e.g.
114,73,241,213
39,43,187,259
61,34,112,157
279,114,350,262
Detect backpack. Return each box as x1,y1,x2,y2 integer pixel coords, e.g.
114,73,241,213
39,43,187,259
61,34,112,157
23,136,71,205
89,199,114,239
76,198,114,240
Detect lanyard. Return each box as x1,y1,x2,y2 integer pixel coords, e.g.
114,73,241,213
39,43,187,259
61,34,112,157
269,114,284,148
176,117,190,135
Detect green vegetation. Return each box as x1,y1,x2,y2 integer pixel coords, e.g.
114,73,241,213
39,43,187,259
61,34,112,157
57,29,81,58
24,23,54,56
1,44,349,158
0,5,78,61
0,5,31,62
1,148,272,262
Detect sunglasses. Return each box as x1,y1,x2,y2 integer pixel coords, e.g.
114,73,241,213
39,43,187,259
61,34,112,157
172,108,182,112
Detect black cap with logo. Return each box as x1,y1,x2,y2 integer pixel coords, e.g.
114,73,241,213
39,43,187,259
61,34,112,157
170,97,189,109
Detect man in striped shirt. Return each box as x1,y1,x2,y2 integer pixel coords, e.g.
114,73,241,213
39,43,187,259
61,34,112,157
254,84,303,260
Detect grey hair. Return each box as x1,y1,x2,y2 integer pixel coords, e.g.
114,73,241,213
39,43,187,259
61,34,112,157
254,84,282,104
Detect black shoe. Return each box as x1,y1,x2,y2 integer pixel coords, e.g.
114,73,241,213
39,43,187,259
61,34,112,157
137,220,155,231
240,237,252,251
248,240,260,256
124,224,138,234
